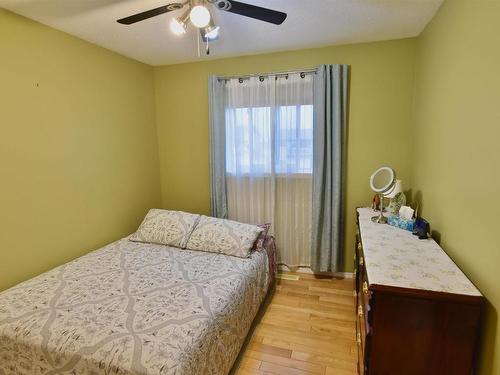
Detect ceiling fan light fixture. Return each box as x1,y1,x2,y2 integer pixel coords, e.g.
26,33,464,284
201,19,220,41
170,18,186,35
205,25,219,39
190,5,211,28
169,8,190,35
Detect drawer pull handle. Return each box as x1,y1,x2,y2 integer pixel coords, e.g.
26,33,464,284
359,257,364,266
357,333,361,345
363,281,368,294
358,305,363,317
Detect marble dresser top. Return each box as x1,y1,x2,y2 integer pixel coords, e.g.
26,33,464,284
357,208,481,296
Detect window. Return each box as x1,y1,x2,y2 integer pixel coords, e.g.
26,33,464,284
225,104,313,175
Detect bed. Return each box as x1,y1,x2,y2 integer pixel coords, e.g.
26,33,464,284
0,234,276,375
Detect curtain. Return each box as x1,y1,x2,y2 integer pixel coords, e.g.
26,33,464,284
208,76,228,218
223,73,314,267
310,65,349,273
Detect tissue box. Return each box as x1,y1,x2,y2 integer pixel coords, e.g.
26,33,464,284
388,215,415,232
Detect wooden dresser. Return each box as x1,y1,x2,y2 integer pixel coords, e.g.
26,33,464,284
355,208,483,375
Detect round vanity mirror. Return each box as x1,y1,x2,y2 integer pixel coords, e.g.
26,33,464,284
369,166,396,223
370,167,396,193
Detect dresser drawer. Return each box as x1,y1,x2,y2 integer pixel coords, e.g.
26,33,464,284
355,234,372,375
355,237,364,294
355,238,371,318
357,334,365,375
357,273,372,355
356,312,370,375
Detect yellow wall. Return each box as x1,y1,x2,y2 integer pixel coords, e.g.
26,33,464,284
0,10,161,291
154,39,417,272
412,1,500,373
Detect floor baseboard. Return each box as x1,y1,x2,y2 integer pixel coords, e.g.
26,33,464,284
277,265,353,279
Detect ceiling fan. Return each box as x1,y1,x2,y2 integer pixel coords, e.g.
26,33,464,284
117,0,287,53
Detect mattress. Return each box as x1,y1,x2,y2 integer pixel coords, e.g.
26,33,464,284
0,237,271,375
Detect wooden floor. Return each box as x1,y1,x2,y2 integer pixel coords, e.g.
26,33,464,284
234,272,358,375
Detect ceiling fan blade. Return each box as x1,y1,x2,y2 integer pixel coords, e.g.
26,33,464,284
218,0,287,25
117,3,183,25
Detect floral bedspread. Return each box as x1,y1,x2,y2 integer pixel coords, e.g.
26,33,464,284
0,237,270,375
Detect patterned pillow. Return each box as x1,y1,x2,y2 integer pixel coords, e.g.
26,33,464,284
186,216,264,258
130,209,200,248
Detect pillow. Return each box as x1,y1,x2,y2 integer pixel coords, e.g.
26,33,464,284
185,216,264,258
130,209,200,248
252,223,271,251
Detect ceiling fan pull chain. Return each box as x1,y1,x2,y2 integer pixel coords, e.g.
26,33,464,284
197,31,201,57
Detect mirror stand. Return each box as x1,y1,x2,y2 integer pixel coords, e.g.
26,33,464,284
371,193,388,223
369,166,396,224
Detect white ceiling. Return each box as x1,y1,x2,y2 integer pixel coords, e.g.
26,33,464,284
0,0,443,66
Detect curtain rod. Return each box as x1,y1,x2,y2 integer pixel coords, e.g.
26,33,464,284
217,68,317,82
